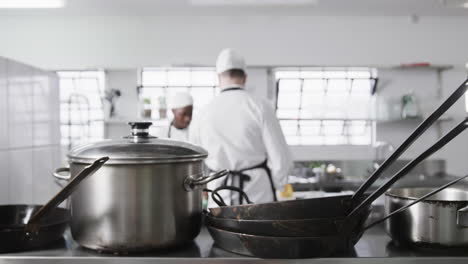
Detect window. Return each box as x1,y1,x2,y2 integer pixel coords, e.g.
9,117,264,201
139,68,218,134
139,67,218,113
57,71,105,150
275,68,378,146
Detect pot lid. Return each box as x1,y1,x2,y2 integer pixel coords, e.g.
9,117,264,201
68,122,208,164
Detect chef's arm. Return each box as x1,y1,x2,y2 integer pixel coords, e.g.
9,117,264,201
261,103,293,189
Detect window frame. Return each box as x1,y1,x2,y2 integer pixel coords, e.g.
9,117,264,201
274,68,378,146
137,67,219,116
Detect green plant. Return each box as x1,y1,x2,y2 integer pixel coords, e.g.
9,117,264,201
308,161,323,169
143,98,151,105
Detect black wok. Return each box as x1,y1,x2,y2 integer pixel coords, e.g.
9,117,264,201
0,157,108,252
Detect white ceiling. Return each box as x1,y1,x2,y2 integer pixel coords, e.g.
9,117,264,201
0,0,468,16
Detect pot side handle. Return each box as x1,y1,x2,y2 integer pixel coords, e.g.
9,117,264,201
184,170,229,191
53,167,71,181
457,205,468,228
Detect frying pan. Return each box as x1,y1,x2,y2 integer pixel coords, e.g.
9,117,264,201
205,211,342,237
0,205,69,253
206,225,352,258
207,174,468,258
209,78,468,222
0,157,108,252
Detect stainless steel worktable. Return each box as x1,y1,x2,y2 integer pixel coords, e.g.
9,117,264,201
1,224,468,263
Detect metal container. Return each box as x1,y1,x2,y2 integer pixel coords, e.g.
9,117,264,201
385,187,468,247
53,122,227,252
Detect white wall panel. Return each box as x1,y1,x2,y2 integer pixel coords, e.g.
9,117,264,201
7,61,33,148
8,149,33,203
0,151,9,204
0,58,7,150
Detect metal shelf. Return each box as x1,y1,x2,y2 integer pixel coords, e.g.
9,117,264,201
390,65,453,71
377,117,453,125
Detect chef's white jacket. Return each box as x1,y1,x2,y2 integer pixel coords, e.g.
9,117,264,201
158,123,190,142
190,85,293,207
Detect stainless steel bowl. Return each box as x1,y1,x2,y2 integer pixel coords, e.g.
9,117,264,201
385,187,468,247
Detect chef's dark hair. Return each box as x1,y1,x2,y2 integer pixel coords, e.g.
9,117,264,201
224,69,246,78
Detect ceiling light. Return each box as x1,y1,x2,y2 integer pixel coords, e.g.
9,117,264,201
191,0,318,6
0,0,65,8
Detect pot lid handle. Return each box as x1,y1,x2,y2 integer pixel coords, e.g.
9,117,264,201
125,122,157,142
128,122,153,137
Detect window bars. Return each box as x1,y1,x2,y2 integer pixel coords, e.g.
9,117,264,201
275,68,378,145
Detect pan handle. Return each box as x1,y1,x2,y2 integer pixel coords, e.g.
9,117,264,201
26,157,109,234
351,79,468,203
210,186,253,206
457,205,468,228
53,167,71,181
347,117,468,220
184,170,229,191
364,173,468,231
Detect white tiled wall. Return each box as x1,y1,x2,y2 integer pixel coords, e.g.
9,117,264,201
0,59,8,150
0,57,61,204
7,61,33,149
8,149,33,204
32,147,61,203
0,151,8,202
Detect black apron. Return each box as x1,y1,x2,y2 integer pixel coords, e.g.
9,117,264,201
217,87,278,205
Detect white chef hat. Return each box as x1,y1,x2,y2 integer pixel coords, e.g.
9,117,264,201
167,92,193,109
216,48,246,74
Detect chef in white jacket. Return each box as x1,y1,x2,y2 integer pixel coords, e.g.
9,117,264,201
159,92,193,141
190,49,292,207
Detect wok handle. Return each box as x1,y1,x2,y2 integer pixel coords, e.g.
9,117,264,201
457,205,468,228
351,79,468,203
364,173,468,231
348,117,468,220
26,157,109,233
184,170,229,191
53,167,71,180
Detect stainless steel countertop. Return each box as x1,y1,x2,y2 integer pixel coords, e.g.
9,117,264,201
2,224,468,263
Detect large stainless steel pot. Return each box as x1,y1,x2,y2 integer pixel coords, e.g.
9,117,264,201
53,122,228,252
385,187,468,246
